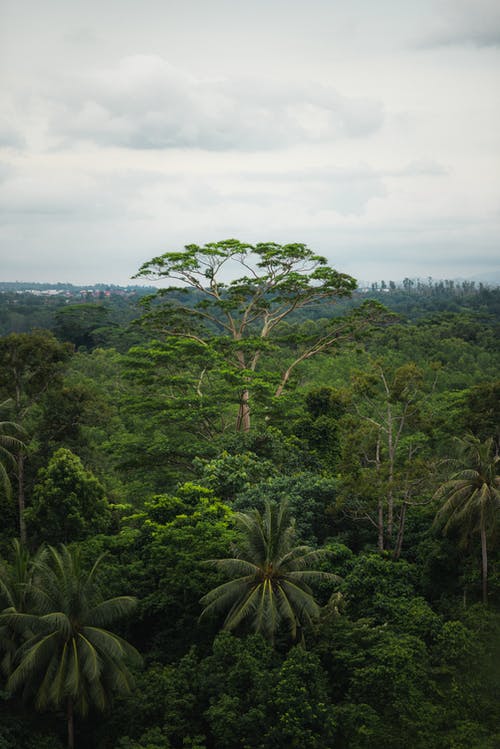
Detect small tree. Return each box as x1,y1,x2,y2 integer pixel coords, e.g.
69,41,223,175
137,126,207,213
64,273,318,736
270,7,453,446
340,360,435,555
26,448,111,545
0,331,72,542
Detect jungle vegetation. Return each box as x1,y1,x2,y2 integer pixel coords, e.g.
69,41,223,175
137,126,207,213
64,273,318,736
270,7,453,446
0,241,499,748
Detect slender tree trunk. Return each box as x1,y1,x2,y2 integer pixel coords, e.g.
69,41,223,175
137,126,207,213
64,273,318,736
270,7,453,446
67,698,75,749
386,403,394,541
235,349,251,432
394,502,407,560
375,436,384,550
236,389,251,432
377,499,384,552
480,518,488,605
275,350,315,397
275,367,292,398
17,450,26,545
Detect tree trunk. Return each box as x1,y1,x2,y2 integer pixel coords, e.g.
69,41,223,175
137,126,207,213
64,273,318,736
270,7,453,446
235,348,251,432
386,403,394,541
377,498,384,551
375,436,384,550
67,698,75,749
480,518,488,605
394,502,407,560
17,450,26,545
236,389,251,432
275,368,292,398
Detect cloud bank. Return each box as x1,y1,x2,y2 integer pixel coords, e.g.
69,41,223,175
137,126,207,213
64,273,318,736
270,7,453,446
0,1,499,284
421,0,500,47
48,55,384,151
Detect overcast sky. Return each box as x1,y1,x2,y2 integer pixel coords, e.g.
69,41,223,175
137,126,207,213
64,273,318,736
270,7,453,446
1,0,499,285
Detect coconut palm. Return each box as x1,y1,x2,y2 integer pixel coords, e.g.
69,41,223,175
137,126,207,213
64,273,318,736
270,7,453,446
1,544,141,749
200,500,340,642
434,435,500,604
0,405,24,502
0,539,43,675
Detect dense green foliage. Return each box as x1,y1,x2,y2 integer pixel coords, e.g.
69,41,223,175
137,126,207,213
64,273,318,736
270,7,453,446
0,262,499,748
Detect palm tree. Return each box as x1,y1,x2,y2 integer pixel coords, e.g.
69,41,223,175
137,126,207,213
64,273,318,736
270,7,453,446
0,539,43,675
434,435,500,604
1,545,141,749
200,500,340,643
0,405,24,505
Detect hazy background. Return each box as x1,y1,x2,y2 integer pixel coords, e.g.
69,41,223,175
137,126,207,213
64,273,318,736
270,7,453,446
1,0,499,285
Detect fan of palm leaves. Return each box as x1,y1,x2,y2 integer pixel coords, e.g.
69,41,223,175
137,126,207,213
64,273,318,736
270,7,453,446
200,500,340,642
0,404,24,500
1,545,141,717
434,435,500,603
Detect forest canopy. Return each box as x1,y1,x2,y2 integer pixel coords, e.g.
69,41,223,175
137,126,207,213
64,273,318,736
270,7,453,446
0,244,499,749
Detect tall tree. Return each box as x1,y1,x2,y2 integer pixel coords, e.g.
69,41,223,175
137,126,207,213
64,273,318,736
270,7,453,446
1,545,141,749
341,361,434,554
200,500,339,643
0,331,72,542
135,239,384,431
434,435,500,604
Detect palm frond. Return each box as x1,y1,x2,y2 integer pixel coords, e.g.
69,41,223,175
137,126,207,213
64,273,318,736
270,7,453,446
82,626,141,665
86,596,138,628
7,632,57,693
286,569,341,584
77,632,102,682
40,612,71,638
200,499,334,642
200,576,254,616
223,583,263,631
203,558,259,576
274,584,298,640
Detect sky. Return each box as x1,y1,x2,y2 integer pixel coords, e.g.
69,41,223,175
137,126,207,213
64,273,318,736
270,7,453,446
1,0,499,286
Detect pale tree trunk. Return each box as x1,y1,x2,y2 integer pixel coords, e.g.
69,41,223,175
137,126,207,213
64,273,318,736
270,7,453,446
480,518,488,605
235,348,251,432
394,502,407,560
236,389,251,432
377,498,384,552
275,364,295,398
394,448,417,561
386,401,395,541
274,350,314,398
375,436,384,551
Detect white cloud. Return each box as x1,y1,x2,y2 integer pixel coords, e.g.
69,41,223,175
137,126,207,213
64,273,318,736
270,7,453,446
420,0,500,47
47,55,384,151
0,117,25,149
389,160,450,177
0,1,498,284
